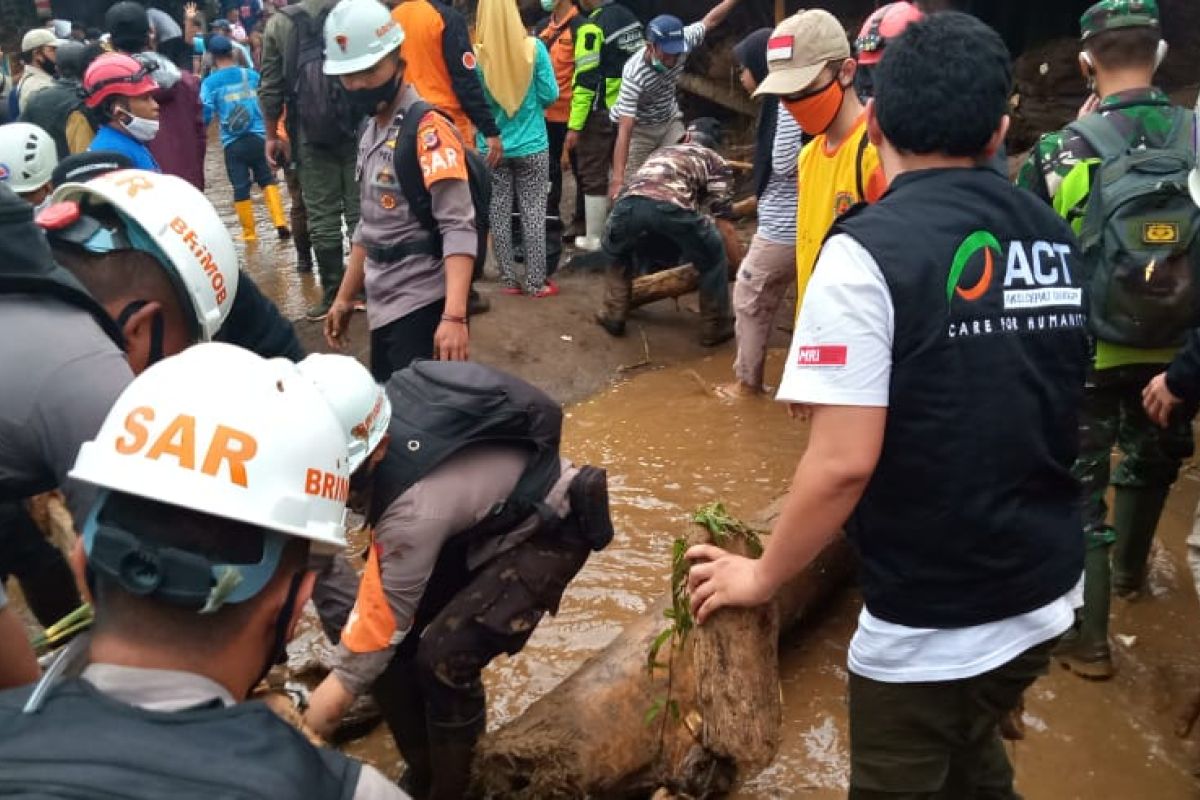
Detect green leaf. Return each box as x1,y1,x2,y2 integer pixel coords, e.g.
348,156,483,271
644,698,664,726
646,627,675,672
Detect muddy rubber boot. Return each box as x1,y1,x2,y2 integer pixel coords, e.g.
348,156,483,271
595,263,630,337
234,199,257,242
1056,530,1114,680
263,184,291,239
1112,486,1170,599
574,195,607,252
699,294,735,348
426,714,485,800
306,247,345,321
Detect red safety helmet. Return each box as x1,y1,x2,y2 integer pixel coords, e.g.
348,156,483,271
855,2,925,66
82,52,158,109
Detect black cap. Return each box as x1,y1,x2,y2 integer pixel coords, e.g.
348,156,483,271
51,151,135,188
685,117,723,149
105,1,150,52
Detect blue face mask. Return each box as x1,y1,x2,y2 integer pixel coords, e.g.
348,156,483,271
650,56,668,74
541,0,555,11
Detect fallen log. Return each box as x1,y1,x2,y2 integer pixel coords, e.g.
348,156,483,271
471,514,855,798
629,220,745,310
632,265,701,310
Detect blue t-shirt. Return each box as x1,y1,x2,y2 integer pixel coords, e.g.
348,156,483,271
89,126,160,171
200,66,267,147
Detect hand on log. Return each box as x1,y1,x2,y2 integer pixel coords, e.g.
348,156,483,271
470,503,855,799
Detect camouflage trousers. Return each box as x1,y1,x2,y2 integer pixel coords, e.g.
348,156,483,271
372,529,590,733
1074,365,1196,538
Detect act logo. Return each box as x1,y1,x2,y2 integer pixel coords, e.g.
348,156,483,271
946,230,1002,304
0,163,9,183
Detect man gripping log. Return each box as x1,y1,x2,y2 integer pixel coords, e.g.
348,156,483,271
688,13,1089,798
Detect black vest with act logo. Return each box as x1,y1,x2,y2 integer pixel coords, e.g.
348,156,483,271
830,167,1088,629
0,679,359,799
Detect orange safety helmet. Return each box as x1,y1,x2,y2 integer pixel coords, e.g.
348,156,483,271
855,2,925,66
82,52,158,109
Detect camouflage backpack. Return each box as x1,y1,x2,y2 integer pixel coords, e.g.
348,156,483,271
1069,106,1200,347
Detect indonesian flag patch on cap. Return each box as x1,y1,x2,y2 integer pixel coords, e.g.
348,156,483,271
767,35,795,63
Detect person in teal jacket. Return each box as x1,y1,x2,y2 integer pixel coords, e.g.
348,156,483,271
475,0,559,297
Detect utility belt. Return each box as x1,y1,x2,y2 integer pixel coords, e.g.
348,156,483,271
461,466,614,554
364,235,442,263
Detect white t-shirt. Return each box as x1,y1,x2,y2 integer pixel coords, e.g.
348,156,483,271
776,233,1077,683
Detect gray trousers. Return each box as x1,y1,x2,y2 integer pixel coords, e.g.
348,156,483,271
622,117,686,185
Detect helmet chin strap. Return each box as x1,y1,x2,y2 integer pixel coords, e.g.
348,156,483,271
116,300,166,366
252,570,306,694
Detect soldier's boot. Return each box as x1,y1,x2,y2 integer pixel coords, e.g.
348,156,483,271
426,713,485,800
595,262,631,337
699,290,735,348
234,199,257,242
1056,529,1115,680
306,247,345,321
262,184,291,239
1112,486,1170,599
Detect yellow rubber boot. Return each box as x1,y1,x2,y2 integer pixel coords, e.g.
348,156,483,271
234,199,257,242
263,184,291,239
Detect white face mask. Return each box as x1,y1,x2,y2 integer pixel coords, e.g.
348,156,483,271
119,109,160,143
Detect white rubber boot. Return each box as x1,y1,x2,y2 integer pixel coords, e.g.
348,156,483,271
574,195,608,252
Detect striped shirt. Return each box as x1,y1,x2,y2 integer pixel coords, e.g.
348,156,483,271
758,110,804,245
609,22,705,125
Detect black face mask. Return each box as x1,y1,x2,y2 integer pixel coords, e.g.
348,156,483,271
347,69,401,118
37,55,58,78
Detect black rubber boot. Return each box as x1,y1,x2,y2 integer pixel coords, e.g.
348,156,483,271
372,661,433,798
426,714,486,800
1056,529,1114,680
306,247,345,321
1112,486,1170,599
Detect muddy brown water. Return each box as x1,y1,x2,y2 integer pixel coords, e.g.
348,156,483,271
330,354,1200,799
212,138,1200,797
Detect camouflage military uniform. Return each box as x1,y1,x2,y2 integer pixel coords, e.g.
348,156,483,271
598,143,734,342
1014,0,1191,676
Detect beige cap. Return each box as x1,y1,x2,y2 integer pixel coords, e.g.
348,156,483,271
754,10,852,97
21,29,61,52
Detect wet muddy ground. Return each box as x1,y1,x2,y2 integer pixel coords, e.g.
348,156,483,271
218,133,1200,796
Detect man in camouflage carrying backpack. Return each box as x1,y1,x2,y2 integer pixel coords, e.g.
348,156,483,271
260,0,362,320
1018,0,1200,680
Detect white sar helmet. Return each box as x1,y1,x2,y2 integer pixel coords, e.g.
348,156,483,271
0,122,57,194
322,0,406,77
49,169,239,341
298,353,392,473
70,342,352,553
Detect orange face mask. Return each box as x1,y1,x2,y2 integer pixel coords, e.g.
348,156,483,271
784,77,846,135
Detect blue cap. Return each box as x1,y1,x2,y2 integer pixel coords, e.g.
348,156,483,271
207,34,233,55
647,15,687,55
